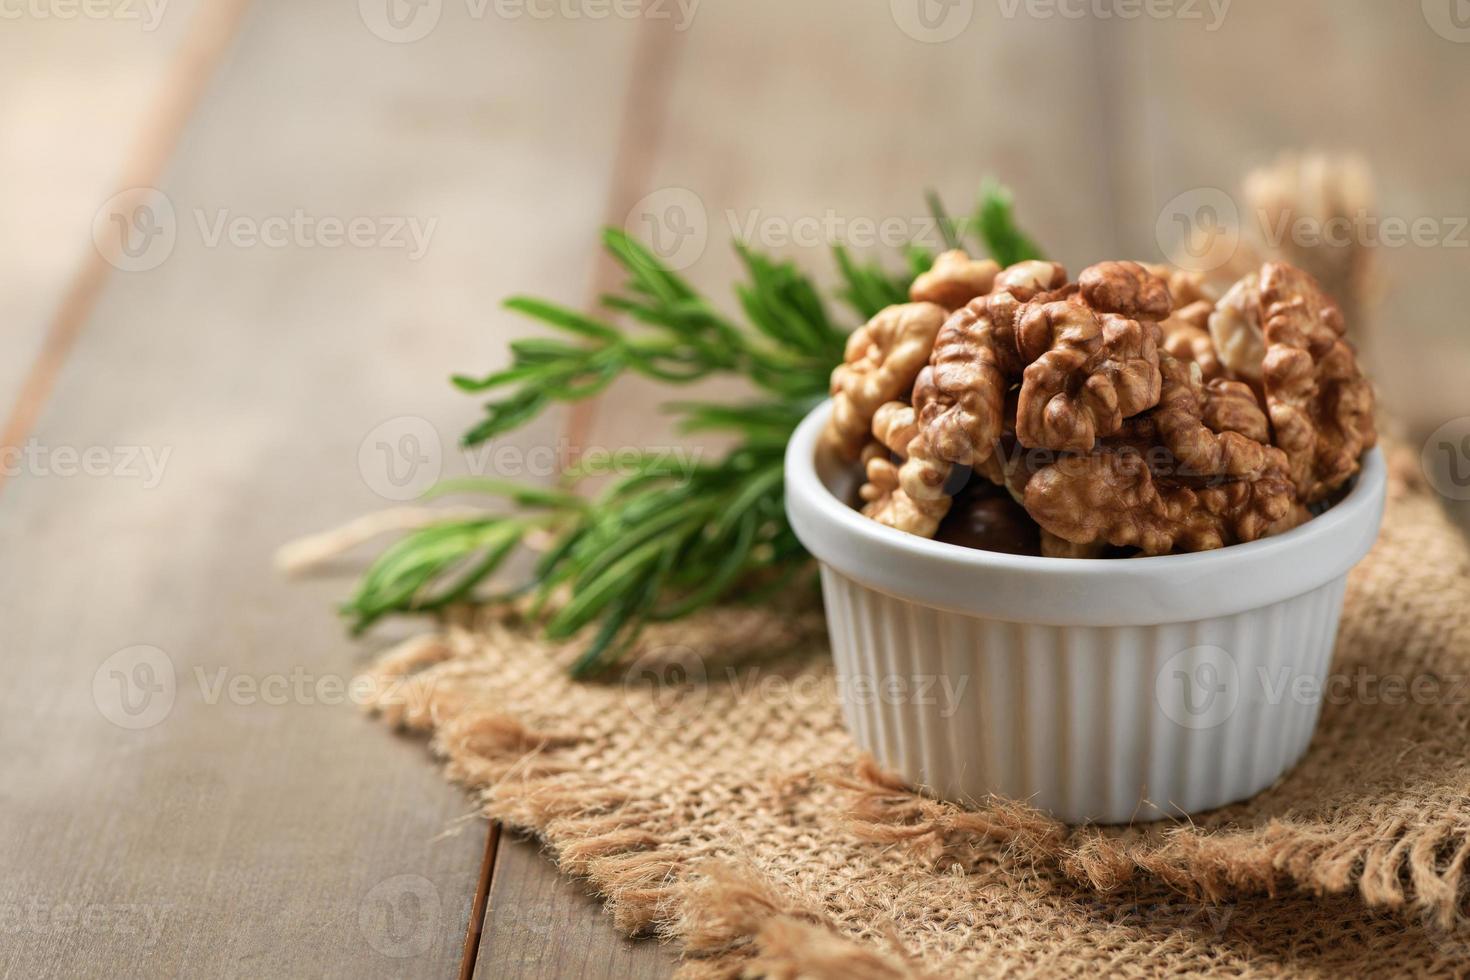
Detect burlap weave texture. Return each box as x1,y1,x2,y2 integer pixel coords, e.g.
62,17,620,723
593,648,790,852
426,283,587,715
364,462,1470,977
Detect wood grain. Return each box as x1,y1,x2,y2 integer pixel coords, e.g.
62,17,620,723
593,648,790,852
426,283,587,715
0,1,640,976
1099,1,1470,435
3,1,1468,976
0,0,211,429
521,5,1470,969
479,836,675,979
576,0,1126,461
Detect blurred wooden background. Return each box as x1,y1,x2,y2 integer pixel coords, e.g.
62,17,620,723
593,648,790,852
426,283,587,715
2,1,1467,976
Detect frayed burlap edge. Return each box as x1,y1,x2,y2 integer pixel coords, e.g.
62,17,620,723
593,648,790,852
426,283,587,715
835,756,1470,932
361,626,916,979
363,648,909,977
347,448,1470,976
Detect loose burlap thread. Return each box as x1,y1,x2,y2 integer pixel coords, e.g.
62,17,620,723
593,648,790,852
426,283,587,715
360,457,1470,977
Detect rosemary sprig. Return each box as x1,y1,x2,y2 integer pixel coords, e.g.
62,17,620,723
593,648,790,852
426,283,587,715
343,182,1041,677
974,178,1045,267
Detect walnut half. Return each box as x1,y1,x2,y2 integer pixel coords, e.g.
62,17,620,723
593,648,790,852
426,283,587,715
1013,262,1166,453
909,249,1001,311
1023,445,1294,556
823,302,947,461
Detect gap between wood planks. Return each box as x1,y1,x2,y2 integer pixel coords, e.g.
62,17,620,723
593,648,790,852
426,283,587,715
0,0,676,971
459,822,500,980
464,12,685,978
0,0,253,500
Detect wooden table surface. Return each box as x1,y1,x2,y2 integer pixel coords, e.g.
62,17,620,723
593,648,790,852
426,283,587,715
3,1,1467,976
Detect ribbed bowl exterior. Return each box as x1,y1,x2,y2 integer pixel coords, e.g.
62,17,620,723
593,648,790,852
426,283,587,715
820,566,1349,824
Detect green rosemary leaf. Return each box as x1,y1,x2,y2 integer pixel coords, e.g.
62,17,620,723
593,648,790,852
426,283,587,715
926,188,964,251
602,228,698,305
904,244,934,279
509,341,591,369
449,364,542,393
342,180,1049,676
502,296,623,341
734,244,843,357
976,179,1045,267
344,517,530,633
713,464,783,537
669,400,806,436
546,535,673,639
650,508,758,621
425,477,589,511
415,530,524,612
571,496,709,590
832,245,909,322
461,387,552,446
567,546,673,678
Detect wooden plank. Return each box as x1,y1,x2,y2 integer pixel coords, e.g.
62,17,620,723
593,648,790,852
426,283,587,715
490,4,1470,972
1101,3,1470,437
506,3,1470,971
459,825,500,980
479,836,675,979
467,6,1122,974
0,1,641,976
473,5,1126,973
0,0,208,414
577,0,1123,460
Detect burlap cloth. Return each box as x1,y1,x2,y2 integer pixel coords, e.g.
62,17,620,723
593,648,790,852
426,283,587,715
362,455,1470,977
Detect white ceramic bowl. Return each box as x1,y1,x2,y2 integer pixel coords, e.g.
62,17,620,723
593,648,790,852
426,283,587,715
785,400,1386,824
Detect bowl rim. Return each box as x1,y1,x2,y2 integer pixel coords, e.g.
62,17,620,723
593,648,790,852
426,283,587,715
784,399,1388,626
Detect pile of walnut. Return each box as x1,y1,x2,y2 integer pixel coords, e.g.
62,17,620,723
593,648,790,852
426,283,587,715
822,251,1377,558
